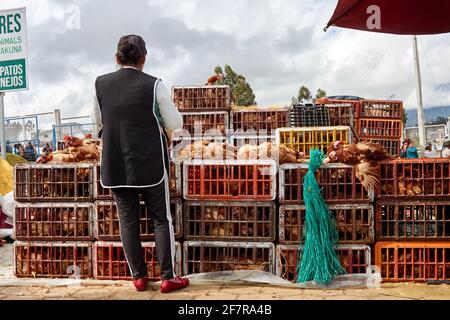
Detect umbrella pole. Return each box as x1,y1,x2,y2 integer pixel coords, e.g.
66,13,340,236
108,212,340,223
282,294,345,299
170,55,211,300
0,92,6,160
413,35,427,151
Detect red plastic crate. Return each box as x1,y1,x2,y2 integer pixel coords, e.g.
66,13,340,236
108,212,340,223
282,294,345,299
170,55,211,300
358,100,403,119
14,164,94,202
376,201,450,241
93,199,183,241
362,138,401,158
276,245,371,282
14,241,92,279
93,241,182,280
231,107,290,134
279,163,373,205
172,85,232,112
356,118,403,139
94,161,182,199
375,242,450,282
279,204,374,245
184,201,276,241
183,241,275,275
379,159,450,199
183,160,277,201
315,99,359,127
14,203,93,241
177,111,229,136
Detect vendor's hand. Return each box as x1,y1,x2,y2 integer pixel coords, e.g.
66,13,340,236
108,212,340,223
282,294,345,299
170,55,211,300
163,128,174,146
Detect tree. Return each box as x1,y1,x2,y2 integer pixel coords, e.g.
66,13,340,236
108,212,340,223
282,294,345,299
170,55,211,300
403,110,408,126
292,86,313,105
214,65,256,106
315,89,327,100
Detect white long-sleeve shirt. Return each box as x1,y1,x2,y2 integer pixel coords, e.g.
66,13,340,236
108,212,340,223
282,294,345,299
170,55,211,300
92,68,183,135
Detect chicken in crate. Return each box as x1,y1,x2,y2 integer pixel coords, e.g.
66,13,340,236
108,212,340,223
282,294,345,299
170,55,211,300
93,199,183,241
356,118,403,139
229,134,276,150
315,98,359,127
14,163,94,202
376,201,450,241
176,111,229,137
379,159,450,198
14,241,92,279
375,242,450,282
279,163,373,205
170,136,227,160
184,201,276,241
276,126,351,158
14,203,93,241
183,241,275,275
362,138,401,158
172,85,232,112
94,161,182,199
231,105,291,134
358,100,404,119
276,245,371,283
279,204,374,245
93,241,182,281
183,160,277,201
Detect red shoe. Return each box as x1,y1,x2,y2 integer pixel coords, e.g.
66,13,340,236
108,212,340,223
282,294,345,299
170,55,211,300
132,276,149,292
160,276,189,294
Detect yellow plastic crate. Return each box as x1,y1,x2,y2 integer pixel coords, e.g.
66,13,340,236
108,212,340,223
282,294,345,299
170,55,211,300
275,126,351,157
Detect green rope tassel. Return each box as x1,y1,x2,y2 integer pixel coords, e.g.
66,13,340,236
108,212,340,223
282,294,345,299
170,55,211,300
296,149,346,285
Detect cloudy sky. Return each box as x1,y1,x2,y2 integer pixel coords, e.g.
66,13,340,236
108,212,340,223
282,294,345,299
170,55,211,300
1,0,450,130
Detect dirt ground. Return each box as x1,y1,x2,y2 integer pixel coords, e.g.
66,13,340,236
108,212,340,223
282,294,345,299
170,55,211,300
1,244,450,300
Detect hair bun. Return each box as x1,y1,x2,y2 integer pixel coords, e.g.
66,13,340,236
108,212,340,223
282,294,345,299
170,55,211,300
116,35,147,66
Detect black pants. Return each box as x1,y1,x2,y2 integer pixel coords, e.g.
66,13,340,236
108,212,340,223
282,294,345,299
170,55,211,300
112,176,176,280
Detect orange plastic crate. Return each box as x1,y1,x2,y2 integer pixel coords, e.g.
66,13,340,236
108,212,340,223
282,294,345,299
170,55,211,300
315,99,359,127
14,241,92,279
362,138,401,158
184,201,276,241
178,111,229,136
276,245,371,283
280,204,374,245
375,242,450,282
358,100,403,119
356,118,403,139
93,241,182,280
93,199,183,241
379,159,450,199
14,163,94,202
14,203,93,241
94,161,182,199
376,201,450,241
231,107,290,134
279,163,373,204
183,160,277,201
183,241,275,275
172,85,232,112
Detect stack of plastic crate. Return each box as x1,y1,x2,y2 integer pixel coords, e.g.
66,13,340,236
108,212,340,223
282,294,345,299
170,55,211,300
91,162,183,280
356,100,404,158
276,162,374,282
375,158,450,283
171,86,232,158
13,163,95,279
182,159,278,275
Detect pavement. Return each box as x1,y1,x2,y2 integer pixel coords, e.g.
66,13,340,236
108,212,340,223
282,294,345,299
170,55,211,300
1,244,450,300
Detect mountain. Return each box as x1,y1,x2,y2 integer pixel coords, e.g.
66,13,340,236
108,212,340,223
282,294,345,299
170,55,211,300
406,106,450,127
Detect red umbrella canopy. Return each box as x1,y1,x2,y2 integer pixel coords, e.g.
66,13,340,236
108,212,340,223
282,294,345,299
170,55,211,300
326,0,450,35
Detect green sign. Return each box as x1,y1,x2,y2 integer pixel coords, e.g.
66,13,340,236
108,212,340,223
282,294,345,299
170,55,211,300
0,7,28,92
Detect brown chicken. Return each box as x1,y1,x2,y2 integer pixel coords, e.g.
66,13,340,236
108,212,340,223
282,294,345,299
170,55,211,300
328,141,389,194
205,74,224,86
